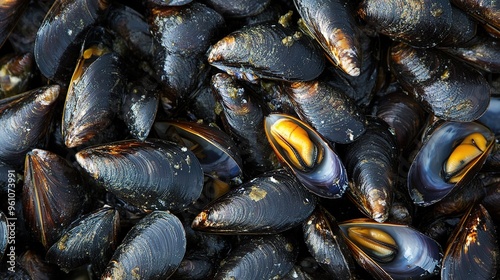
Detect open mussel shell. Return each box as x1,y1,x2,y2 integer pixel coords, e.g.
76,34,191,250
45,207,119,273
208,21,325,82
339,218,442,280
214,234,297,279
191,169,316,234
0,85,59,167
154,120,243,182
264,113,348,198
75,139,204,212
408,121,495,206
22,148,88,249
102,211,186,280
441,204,498,279
302,206,357,279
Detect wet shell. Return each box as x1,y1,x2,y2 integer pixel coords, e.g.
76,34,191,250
45,207,119,273
0,52,35,99
452,0,500,34
408,121,495,206
22,149,88,249
154,120,243,182
264,113,348,198
75,139,204,212
102,211,186,280
294,0,361,76
191,169,316,234
302,206,357,279
34,0,110,85
203,0,271,18
390,42,490,122
340,117,398,223
339,218,443,280
284,80,366,144
62,51,125,148
441,204,498,279
208,22,325,82
214,234,297,279
0,0,29,49
0,85,59,167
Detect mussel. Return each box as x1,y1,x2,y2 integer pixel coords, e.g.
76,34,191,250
75,139,204,212
339,218,442,279
408,121,495,206
264,113,348,198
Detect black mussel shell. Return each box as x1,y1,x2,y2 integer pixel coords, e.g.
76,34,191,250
264,113,348,198
339,218,442,280
154,120,243,182
0,85,59,167
34,0,110,85
302,206,358,279
441,204,498,279
452,0,500,34
208,22,325,82
22,149,88,249
191,169,316,234
479,95,500,135
0,0,29,49
390,42,490,122
0,52,35,99
203,0,271,18
76,139,204,212
213,234,298,279
45,207,119,273
408,121,495,206
294,0,361,76
101,211,186,280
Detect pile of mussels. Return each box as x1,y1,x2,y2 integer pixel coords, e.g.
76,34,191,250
0,0,499,279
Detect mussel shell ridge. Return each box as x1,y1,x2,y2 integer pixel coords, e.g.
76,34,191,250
408,121,495,206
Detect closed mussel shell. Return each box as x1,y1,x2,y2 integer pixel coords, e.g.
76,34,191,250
294,0,361,76
208,22,325,82
191,169,316,234
339,218,442,280
22,148,88,249
101,211,186,280
214,234,297,279
154,120,243,182
0,85,60,167
452,0,500,34
441,204,498,279
45,207,119,273
408,121,495,206
284,80,366,144
203,0,271,18
34,0,110,85
75,139,204,212
389,42,490,122
62,49,125,148
302,206,357,279
264,113,348,198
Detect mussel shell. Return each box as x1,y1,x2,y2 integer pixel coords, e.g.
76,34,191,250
101,211,186,280
441,204,498,279
208,22,325,82
339,117,398,223
294,0,361,76
389,42,490,122
358,0,453,48
62,51,125,148
213,234,297,279
302,207,357,279
264,113,348,198
22,148,88,249
452,0,500,33
45,207,119,273
75,139,204,212
203,0,271,18
0,0,29,49
339,218,442,280
408,121,495,206
0,85,59,167
154,120,243,181
34,0,110,84
479,95,500,135
284,80,366,144
191,169,316,234
0,52,35,99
